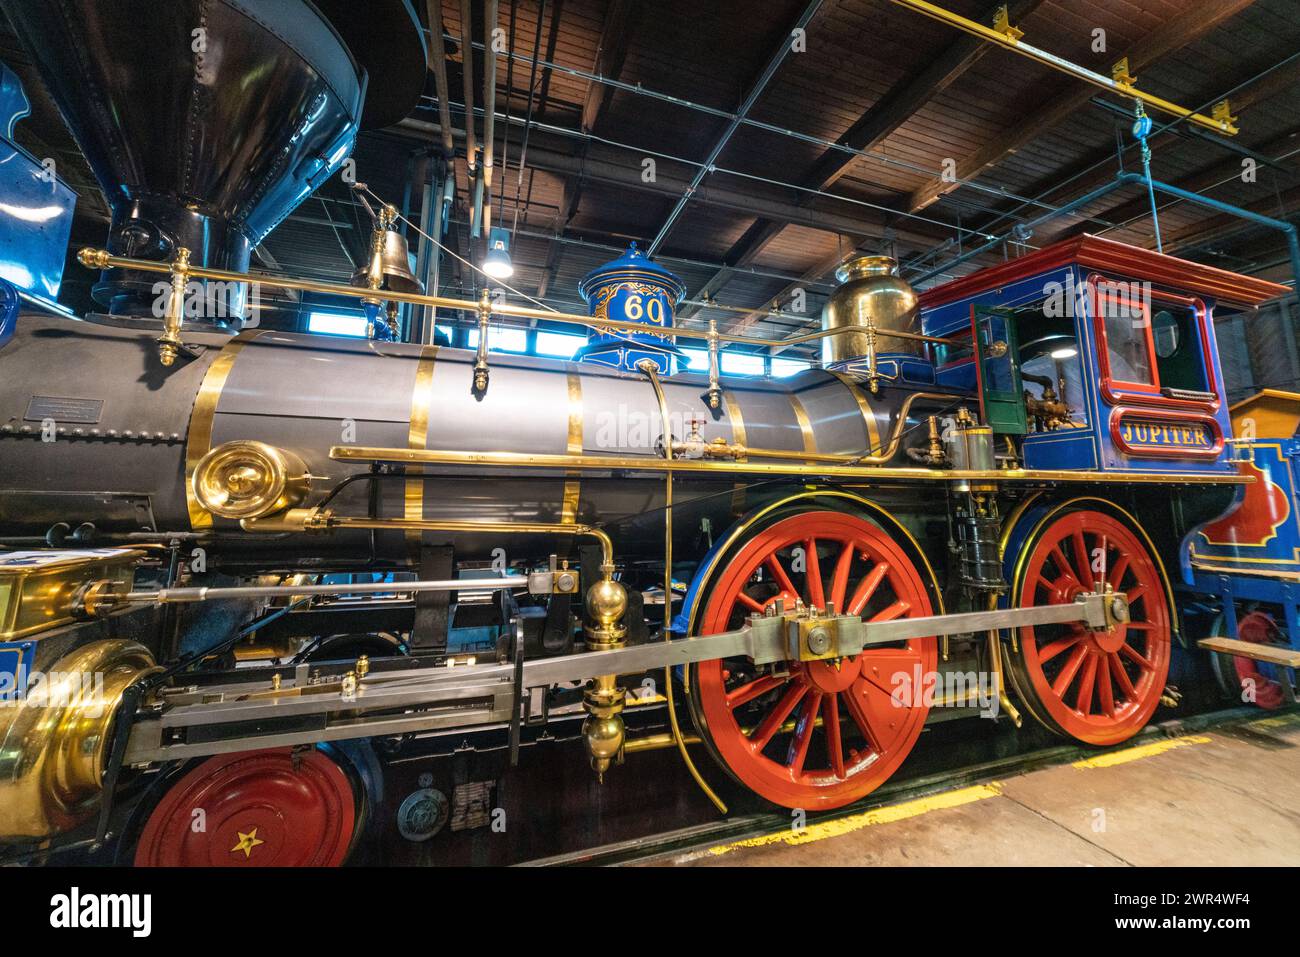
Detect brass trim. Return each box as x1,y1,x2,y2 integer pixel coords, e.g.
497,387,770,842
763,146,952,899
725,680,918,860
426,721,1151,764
562,370,583,524
787,391,818,462
828,370,881,452
77,247,960,354
405,345,439,550
184,330,267,529
330,445,1251,486
723,389,748,516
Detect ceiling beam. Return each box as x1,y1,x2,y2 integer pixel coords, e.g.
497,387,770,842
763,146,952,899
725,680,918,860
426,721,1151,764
646,0,827,255
679,0,1046,320
907,0,1255,214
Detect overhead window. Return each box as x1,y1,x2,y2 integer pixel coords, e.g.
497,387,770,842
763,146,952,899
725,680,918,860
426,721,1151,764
307,311,368,337
771,357,812,377
679,348,710,372
466,326,528,353
535,331,585,358
720,351,765,376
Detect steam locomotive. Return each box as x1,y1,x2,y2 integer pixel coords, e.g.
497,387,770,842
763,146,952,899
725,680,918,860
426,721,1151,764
0,0,1294,866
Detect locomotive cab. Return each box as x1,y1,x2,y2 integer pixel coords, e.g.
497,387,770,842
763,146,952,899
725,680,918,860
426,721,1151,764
920,235,1281,476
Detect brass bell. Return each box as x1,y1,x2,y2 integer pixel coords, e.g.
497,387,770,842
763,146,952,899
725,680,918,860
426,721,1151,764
350,225,423,295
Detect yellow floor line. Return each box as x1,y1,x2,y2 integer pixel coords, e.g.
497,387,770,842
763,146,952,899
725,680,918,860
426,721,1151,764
1071,735,1211,770
705,783,1004,857
1254,711,1300,730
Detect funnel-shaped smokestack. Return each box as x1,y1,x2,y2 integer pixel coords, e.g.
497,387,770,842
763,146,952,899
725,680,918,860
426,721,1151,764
5,0,371,320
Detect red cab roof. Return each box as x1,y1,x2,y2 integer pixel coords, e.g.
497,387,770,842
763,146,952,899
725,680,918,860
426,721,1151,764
918,234,1290,310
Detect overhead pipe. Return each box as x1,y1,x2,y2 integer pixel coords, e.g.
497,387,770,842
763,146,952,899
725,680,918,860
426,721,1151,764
424,0,456,157
481,0,498,239
647,0,825,255
459,0,479,177
1113,171,1300,306
911,176,1131,283
917,169,1299,304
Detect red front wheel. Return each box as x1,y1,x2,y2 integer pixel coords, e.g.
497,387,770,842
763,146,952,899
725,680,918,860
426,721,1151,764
134,747,358,866
688,510,938,810
1007,508,1172,746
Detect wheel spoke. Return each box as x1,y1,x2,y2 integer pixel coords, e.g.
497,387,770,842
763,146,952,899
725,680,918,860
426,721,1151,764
726,673,787,710
748,680,807,751
869,598,912,623
1051,544,1084,589
846,563,889,616
1074,652,1098,714
765,554,798,599
786,691,822,774
1096,653,1115,715
846,691,884,754
822,693,845,779
1073,530,1094,588
736,591,765,614
830,543,854,614
1038,631,1085,663
1119,641,1154,672
1107,651,1138,701
1051,643,1090,697
1108,553,1130,589
805,538,825,611
1126,585,1147,606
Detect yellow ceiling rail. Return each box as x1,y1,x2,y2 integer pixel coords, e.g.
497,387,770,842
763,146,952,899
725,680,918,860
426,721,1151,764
889,0,1239,135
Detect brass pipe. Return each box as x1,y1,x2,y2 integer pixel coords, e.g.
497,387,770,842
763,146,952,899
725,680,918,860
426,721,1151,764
242,510,615,568
623,731,702,754
328,445,1250,486
76,248,957,352
158,246,190,366
639,360,728,814
686,390,951,466
986,592,1022,727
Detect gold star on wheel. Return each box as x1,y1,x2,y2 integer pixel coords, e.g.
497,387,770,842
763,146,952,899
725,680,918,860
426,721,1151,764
230,827,264,859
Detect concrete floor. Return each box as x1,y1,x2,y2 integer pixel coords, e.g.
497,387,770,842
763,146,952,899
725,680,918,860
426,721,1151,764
654,712,1300,866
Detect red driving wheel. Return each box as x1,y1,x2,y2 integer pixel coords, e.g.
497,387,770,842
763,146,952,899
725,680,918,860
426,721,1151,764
1232,611,1288,710
689,510,938,810
1009,509,1171,746
134,748,357,867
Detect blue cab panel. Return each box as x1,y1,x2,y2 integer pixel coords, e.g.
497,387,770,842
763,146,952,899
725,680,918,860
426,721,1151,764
915,236,1278,479
0,63,76,301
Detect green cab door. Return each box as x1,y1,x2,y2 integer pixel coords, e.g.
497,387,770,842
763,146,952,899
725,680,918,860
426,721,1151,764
972,305,1028,436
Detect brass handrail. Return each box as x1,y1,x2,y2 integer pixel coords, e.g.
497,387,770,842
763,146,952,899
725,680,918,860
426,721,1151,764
77,247,958,351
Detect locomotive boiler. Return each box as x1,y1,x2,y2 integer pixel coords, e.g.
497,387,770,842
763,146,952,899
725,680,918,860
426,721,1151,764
0,0,1291,866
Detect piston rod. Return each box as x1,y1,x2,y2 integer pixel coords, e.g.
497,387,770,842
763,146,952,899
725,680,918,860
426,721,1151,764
122,590,1122,762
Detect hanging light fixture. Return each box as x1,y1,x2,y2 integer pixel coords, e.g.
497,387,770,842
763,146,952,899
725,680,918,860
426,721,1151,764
483,226,514,279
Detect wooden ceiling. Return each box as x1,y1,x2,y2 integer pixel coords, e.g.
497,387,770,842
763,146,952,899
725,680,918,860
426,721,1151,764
3,0,1296,348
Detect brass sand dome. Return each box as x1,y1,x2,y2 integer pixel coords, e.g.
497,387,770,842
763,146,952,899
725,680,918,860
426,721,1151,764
820,255,921,364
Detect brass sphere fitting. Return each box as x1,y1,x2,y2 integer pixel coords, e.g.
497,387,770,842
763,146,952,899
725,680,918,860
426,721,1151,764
582,686,627,780
584,576,628,641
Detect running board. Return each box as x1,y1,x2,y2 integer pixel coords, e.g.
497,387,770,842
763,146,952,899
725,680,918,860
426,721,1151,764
1198,637,1300,668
